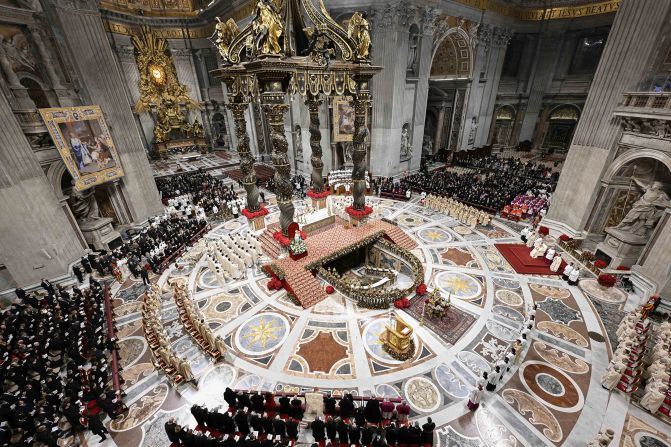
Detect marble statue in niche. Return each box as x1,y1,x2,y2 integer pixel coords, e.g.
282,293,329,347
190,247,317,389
400,123,412,159
407,29,419,73
293,124,303,162
422,135,433,154
467,117,477,145
68,182,101,223
609,178,671,238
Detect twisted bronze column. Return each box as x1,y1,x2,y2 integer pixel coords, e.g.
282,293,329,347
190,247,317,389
305,94,324,192
351,89,371,211
226,100,260,212
263,101,294,235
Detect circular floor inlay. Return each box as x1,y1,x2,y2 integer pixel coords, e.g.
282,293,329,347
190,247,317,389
404,377,440,412
638,435,671,447
417,228,452,244
235,312,290,356
434,271,482,300
495,289,524,307
536,373,565,396
578,278,627,303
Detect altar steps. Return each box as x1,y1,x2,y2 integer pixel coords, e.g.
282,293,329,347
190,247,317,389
384,225,418,250
259,226,284,260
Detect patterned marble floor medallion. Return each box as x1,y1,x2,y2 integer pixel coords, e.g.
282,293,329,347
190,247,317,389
475,407,519,447
452,225,473,235
493,277,521,289
110,383,169,432
532,341,589,374
396,212,427,227
417,227,453,244
404,376,441,413
473,333,509,363
638,435,671,447
495,289,524,307
519,360,584,412
434,271,482,300
501,388,563,443
486,321,519,342
118,336,148,369
436,426,484,447
121,363,155,388
375,384,401,399
492,305,524,322
536,321,589,348
457,351,490,378
199,364,237,405
294,330,351,375
435,363,469,399
199,270,223,289
529,283,571,299
578,279,627,303
235,312,290,356
536,297,583,325
439,247,480,268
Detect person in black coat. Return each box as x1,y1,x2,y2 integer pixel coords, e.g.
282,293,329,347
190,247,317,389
311,417,325,441
273,415,286,437
278,395,291,415
191,404,207,426
422,418,435,445
237,392,252,410
290,397,303,419
286,418,299,439
364,399,382,424
348,424,361,445
88,414,109,441
386,423,399,446
354,406,366,427
234,410,250,434
251,392,265,413
140,265,151,286
224,387,237,408
338,395,354,419
324,394,337,415
14,288,26,301
325,417,337,443
361,426,375,446
222,412,236,433
336,418,349,445
409,423,422,446
398,426,410,445
250,413,263,433
81,257,92,274
261,414,274,435
165,419,181,443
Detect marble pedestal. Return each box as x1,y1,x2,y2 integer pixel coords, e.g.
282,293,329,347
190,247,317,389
79,217,122,250
249,216,266,231
310,197,327,210
595,228,647,268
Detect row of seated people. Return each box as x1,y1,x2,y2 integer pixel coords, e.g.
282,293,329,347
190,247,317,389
224,389,305,420
423,194,492,227
379,178,410,200
310,417,436,447
191,404,301,438
172,281,226,359
205,234,261,282
3,278,125,445
143,285,197,385
166,417,299,447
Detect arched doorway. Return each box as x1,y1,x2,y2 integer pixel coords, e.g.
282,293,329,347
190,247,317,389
490,105,516,147
542,105,580,153
212,112,228,147
425,24,473,159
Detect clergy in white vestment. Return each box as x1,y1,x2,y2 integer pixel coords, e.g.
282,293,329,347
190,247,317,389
550,255,562,272
601,364,623,390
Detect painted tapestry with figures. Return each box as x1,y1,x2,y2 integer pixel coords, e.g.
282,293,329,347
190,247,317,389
39,105,124,191
333,96,355,142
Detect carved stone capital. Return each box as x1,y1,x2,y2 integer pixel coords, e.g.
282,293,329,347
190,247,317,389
492,27,513,47
421,7,441,35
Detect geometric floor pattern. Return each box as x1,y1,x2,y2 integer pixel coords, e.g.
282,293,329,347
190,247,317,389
98,196,671,447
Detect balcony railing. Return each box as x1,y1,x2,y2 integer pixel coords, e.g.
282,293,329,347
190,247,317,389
615,92,671,118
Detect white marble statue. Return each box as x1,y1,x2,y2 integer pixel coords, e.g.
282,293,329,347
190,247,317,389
611,178,671,237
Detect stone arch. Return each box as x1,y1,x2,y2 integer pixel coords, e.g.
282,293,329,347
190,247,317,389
490,105,516,147
548,103,581,120
602,149,671,184
541,104,581,153
19,75,50,108
430,29,472,79
45,159,70,201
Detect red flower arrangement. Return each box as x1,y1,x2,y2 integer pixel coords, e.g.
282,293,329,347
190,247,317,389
416,283,428,296
594,260,608,269
597,274,617,288
267,277,284,291
325,285,335,294
306,189,331,199
242,206,269,220
273,230,306,247
559,234,571,241
394,297,410,309
538,226,550,236
616,266,629,271
345,205,374,219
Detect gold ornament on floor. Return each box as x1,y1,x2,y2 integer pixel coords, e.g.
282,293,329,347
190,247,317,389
380,313,415,361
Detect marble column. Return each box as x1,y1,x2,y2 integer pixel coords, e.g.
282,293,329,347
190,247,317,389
260,77,293,235
352,79,372,211
518,31,563,142
0,89,84,286
306,94,324,192
49,0,163,222
545,0,671,235
635,208,671,298
433,104,446,154
226,100,260,212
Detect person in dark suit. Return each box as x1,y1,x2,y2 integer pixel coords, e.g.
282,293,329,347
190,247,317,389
286,418,299,439
279,395,291,415
250,412,263,433
311,417,325,442
251,392,265,413
421,418,435,445
325,417,337,444
336,418,349,446
324,394,337,415
361,425,375,446
348,424,361,445
364,399,382,424
234,410,250,434
338,395,354,419
224,387,237,408
40,278,54,295
354,406,366,427
386,423,399,446
81,257,92,274
14,288,26,301
261,413,274,435
237,392,252,410
165,419,181,443
290,397,303,419
140,265,150,286
273,415,286,437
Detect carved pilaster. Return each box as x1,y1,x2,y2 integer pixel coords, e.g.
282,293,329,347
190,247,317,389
226,100,261,212
28,24,64,89
421,7,440,36
306,94,324,192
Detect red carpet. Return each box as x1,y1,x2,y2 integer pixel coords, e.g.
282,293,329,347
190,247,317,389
494,243,561,275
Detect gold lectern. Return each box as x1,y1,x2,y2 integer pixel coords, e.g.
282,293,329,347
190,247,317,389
380,313,415,360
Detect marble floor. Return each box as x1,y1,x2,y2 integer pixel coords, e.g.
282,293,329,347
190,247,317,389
96,197,671,447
